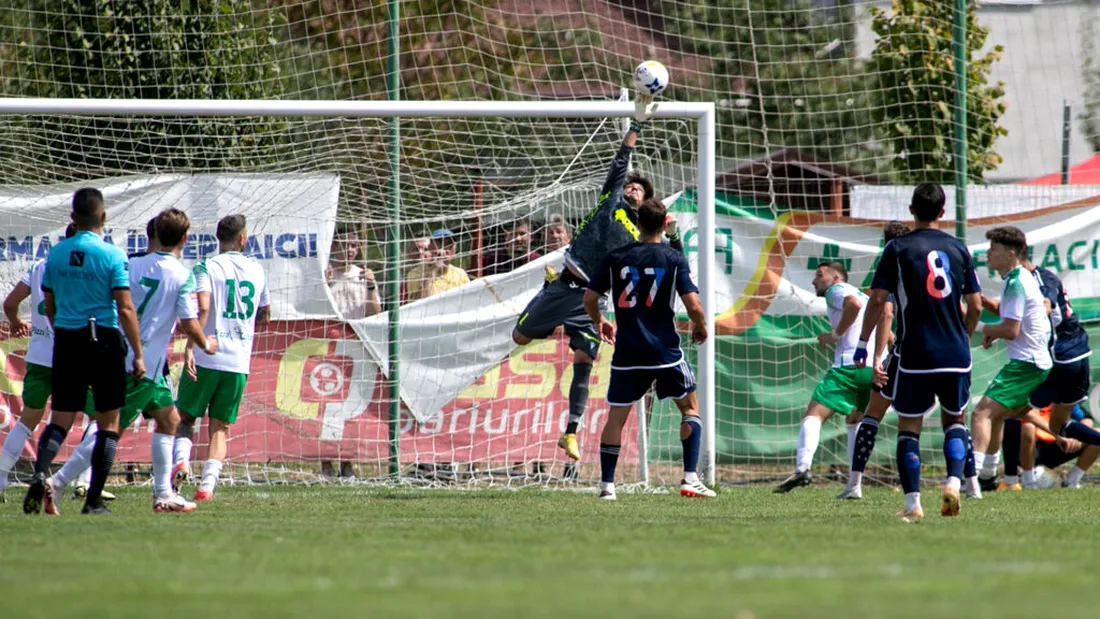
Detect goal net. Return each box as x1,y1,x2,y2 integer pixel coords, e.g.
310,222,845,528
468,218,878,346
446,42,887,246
1,0,1099,489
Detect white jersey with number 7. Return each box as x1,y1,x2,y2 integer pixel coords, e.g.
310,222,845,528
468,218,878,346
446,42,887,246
192,251,269,375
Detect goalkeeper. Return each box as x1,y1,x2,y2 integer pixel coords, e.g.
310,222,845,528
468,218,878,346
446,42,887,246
511,95,680,462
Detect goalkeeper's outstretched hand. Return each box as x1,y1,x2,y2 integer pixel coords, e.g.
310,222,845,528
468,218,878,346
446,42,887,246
630,94,657,133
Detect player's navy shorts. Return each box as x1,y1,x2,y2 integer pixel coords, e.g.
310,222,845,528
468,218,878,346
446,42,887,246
606,359,696,406
872,351,900,399
891,369,971,418
51,325,127,414
515,272,601,358
1036,440,1085,469
1029,357,1091,409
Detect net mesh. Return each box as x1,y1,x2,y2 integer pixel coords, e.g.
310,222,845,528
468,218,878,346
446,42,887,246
0,0,1097,488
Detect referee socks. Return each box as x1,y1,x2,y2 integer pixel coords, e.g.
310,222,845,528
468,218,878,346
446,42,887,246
86,430,119,507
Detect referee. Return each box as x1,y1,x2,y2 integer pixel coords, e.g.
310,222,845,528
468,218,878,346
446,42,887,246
24,188,145,515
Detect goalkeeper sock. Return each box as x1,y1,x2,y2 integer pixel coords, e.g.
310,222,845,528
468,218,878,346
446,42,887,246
681,416,702,477
86,430,118,507
33,423,68,477
1063,421,1100,446
599,444,620,484
850,418,879,474
152,432,174,499
52,427,96,494
0,420,33,491
199,459,223,493
897,432,921,495
1002,418,1021,478
795,416,822,473
565,362,592,435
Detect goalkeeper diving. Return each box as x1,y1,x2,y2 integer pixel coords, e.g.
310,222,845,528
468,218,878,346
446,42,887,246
511,93,682,462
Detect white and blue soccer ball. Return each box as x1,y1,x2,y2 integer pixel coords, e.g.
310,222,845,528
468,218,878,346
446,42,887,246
633,60,669,96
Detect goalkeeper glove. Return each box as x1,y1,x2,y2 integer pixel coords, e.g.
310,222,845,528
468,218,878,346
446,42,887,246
630,94,658,134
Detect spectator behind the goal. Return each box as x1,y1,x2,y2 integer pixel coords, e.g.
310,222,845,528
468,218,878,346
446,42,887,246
405,229,470,301
482,219,541,276
400,237,431,304
543,213,572,253
326,227,381,320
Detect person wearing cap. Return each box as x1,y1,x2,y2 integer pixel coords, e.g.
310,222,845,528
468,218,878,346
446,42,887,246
405,228,470,301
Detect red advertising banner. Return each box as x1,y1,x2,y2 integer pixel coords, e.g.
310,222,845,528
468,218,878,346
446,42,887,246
0,322,639,465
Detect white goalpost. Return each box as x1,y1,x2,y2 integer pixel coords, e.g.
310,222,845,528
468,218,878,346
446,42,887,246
0,98,717,488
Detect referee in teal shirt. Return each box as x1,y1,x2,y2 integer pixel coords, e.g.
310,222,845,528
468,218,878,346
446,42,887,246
24,188,145,515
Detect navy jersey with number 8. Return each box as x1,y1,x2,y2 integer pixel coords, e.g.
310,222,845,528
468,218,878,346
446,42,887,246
588,242,698,369
871,228,980,373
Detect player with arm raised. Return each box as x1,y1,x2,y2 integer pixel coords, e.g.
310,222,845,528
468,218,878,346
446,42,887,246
583,198,711,500
512,95,678,463
173,214,270,502
45,209,218,513
853,183,982,521
774,261,877,493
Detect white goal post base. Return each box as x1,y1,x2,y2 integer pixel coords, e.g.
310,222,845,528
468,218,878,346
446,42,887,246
0,98,716,486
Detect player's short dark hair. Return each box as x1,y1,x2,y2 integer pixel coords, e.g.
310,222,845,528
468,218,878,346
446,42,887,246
146,215,159,241
71,187,104,228
216,214,247,243
64,223,77,238
626,173,655,201
910,183,946,222
156,208,190,248
883,220,910,244
985,226,1027,257
637,198,667,236
818,261,848,282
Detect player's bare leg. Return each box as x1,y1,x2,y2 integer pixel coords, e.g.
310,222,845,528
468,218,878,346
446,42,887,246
149,406,196,513
1065,443,1099,489
774,400,834,493
0,406,46,498
894,415,925,522
971,396,1016,490
172,412,198,492
675,392,714,498
597,403,633,500
840,393,891,499
195,418,230,501
23,410,77,514
558,348,594,462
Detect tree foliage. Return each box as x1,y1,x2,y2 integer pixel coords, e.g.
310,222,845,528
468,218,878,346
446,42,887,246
869,0,1007,183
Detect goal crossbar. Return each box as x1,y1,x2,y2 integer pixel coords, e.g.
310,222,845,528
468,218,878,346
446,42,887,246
0,97,717,485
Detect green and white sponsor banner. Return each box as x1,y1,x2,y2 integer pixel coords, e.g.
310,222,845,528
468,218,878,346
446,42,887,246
655,190,1100,465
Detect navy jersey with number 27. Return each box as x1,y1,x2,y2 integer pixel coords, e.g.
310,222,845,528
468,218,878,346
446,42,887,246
588,242,698,369
871,228,980,373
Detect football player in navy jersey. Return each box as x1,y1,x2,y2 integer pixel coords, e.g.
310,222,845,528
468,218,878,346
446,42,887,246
584,198,711,501
853,183,983,521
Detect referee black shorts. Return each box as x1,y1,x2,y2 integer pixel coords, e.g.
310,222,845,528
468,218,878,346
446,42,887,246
51,325,127,414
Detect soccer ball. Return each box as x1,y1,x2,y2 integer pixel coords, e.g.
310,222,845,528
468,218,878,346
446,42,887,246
1034,466,1056,489
633,61,669,97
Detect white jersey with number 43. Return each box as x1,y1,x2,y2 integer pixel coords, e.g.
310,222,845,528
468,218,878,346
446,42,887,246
127,252,199,381
192,252,269,375
21,259,54,368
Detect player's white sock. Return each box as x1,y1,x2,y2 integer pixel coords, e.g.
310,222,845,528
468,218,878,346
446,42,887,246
151,432,174,499
946,476,961,492
174,436,193,469
1066,466,1086,487
846,423,858,469
1003,474,1019,485
683,471,700,484
1021,468,1036,486
847,471,863,489
973,450,985,472
795,416,822,473
980,452,999,478
904,491,920,512
52,428,97,495
600,481,615,494
199,459,223,492
0,420,33,491
966,476,981,497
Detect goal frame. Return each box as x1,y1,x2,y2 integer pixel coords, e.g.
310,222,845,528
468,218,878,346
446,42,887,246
0,98,718,485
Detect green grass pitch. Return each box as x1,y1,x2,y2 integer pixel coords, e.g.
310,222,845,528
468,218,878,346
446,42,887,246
1,485,1098,619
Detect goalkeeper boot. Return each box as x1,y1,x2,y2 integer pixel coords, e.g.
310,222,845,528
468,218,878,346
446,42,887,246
23,472,45,514
940,485,961,518
773,469,812,493
680,479,716,498
557,433,581,461
154,494,197,513
43,478,60,516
